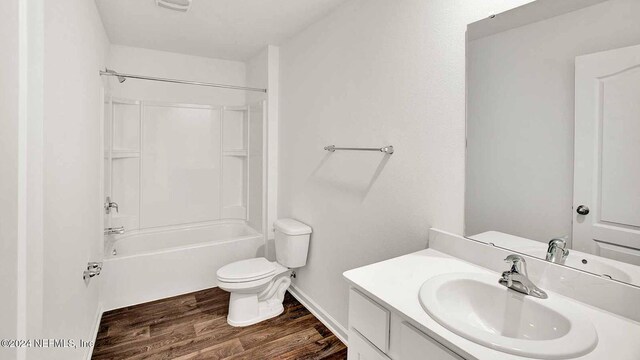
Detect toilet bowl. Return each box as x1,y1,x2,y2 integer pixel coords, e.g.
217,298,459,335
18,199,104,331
216,219,312,327
217,257,292,326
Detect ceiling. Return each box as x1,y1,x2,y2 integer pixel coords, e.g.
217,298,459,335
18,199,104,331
95,0,349,61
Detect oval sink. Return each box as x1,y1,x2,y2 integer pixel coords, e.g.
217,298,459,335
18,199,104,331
520,246,633,283
419,273,598,359
571,257,632,282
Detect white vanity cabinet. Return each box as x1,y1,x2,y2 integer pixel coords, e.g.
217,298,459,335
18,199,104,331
348,329,392,360
399,322,464,360
347,288,464,360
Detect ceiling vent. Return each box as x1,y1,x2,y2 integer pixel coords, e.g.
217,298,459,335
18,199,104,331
155,0,192,12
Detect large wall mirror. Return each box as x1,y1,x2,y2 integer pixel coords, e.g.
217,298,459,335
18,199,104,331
465,0,640,287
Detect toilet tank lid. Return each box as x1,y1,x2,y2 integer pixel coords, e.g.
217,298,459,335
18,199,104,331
274,218,312,235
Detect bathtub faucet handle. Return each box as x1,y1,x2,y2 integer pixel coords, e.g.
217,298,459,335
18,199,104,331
104,196,119,214
87,262,103,271
83,261,103,281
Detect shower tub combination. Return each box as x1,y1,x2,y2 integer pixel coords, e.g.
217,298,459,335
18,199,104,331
101,97,268,311
101,221,264,311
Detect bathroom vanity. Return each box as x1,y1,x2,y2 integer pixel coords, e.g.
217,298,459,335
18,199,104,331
345,284,463,360
358,1,639,357
343,230,640,360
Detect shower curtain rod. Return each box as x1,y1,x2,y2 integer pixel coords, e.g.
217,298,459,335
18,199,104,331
99,68,268,93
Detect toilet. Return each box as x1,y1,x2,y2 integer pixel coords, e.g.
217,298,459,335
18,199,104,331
216,218,312,327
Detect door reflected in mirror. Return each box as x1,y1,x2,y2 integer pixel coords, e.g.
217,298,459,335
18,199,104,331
464,0,640,287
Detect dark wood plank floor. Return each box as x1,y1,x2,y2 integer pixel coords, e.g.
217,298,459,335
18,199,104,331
92,288,347,360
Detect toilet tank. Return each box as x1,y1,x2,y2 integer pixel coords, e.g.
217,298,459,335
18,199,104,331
274,219,312,268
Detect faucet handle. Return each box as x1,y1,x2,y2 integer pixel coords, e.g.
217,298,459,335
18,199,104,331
500,271,513,287
104,196,119,214
87,262,103,270
504,254,527,274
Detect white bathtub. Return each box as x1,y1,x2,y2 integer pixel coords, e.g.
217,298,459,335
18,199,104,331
101,222,264,311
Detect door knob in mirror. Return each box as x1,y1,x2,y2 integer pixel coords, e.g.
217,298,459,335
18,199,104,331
576,205,590,215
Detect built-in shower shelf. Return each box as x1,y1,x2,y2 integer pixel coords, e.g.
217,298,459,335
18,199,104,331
108,150,141,159
223,149,248,157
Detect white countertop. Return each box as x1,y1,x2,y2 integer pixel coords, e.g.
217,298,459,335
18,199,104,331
343,248,640,360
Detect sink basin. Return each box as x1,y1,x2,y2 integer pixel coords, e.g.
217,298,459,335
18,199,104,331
519,246,633,283
419,273,598,359
569,256,633,282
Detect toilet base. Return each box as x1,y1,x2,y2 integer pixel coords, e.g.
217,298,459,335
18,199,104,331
227,296,285,327
225,274,291,327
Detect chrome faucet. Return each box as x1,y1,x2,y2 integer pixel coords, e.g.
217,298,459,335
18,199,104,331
104,226,125,235
546,238,569,264
83,262,103,281
104,196,119,214
499,255,548,299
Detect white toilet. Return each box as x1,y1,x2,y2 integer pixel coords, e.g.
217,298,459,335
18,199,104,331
216,218,312,327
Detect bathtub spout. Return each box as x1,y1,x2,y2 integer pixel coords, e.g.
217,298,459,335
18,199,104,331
104,226,125,235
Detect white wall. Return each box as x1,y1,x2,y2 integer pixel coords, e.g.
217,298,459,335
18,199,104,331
278,0,533,333
24,0,44,353
246,48,269,104
108,45,246,106
245,49,268,234
246,46,280,257
42,0,109,359
466,0,640,243
0,1,20,359
1,1,44,359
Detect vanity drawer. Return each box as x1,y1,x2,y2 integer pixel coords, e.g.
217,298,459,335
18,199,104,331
349,288,390,353
348,328,391,360
400,322,463,360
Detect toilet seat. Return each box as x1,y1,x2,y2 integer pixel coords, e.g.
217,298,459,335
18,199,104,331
217,257,276,283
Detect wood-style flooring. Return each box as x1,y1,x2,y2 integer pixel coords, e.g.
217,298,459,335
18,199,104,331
92,288,347,360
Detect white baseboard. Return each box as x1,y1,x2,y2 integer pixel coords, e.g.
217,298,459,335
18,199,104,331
85,304,103,360
288,284,348,345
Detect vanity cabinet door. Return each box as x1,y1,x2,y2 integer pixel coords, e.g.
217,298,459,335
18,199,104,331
348,328,392,360
348,288,390,352
400,322,464,360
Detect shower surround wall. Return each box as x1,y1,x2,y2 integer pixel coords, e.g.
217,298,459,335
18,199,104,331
105,45,260,233
101,45,268,309
104,100,259,232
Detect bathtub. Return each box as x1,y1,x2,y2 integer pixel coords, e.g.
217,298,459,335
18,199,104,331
101,221,264,311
